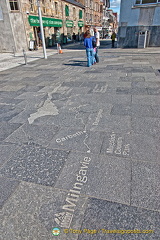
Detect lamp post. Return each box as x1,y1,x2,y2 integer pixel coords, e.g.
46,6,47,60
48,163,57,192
37,0,47,59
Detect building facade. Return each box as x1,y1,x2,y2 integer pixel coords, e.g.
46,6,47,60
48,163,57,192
0,0,85,52
118,0,160,48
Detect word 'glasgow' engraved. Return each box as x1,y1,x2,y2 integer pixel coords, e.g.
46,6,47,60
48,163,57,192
54,156,91,228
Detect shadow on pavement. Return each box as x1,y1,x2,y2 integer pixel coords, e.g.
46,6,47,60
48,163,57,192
63,60,86,67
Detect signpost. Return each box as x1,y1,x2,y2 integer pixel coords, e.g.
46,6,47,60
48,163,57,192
37,0,47,59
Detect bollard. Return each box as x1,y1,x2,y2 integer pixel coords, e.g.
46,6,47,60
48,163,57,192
23,49,27,65
13,46,16,57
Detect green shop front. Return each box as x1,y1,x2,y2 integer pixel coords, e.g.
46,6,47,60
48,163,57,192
65,20,74,41
78,21,84,34
28,16,63,47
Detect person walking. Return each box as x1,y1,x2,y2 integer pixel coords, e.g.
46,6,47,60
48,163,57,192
84,30,94,67
94,28,100,63
111,31,116,48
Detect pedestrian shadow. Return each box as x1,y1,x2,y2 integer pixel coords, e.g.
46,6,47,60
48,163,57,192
63,60,86,67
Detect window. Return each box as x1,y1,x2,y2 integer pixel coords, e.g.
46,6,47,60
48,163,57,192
29,0,34,12
79,10,82,19
55,2,58,15
65,5,69,16
135,0,160,4
9,0,19,11
73,7,76,19
0,6,3,20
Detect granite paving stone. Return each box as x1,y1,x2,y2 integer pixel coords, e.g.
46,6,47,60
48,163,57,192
0,176,20,208
0,45,160,240
87,114,131,133
101,132,159,162
0,182,88,240
131,117,160,137
0,144,69,187
0,122,22,141
132,95,160,105
131,161,160,211
4,123,60,147
55,152,131,204
119,76,145,82
0,143,20,166
48,128,104,154
78,198,160,240
111,104,160,118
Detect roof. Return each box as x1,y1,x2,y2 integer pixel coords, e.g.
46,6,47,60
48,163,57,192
63,0,85,9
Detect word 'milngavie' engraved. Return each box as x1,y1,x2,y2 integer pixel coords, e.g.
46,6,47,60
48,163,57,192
55,156,91,228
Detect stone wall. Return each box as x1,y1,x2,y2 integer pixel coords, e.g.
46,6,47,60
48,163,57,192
0,1,15,52
118,0,160,48
118,26,160,48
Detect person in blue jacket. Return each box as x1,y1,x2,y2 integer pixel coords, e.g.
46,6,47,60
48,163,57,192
84,30,94,67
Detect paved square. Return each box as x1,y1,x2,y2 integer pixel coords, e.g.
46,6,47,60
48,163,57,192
0,44,159,239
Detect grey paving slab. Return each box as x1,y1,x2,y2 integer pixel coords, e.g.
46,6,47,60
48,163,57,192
131,117,160,138
0,177,20,209
0,98,23,105
78,198,160,240
101,132,159,162
15,91,47,100
0,122,22,141
55,152,131,204
0,143,19,166
48,128,104,154
131,104,160,118
119,76,145,82
0,103,24,122
131,161,160,211
87,114,131,133
132,95,160,105
100,132,131,158
0,182,88,240
5,123,60,147
8,109,37,124
0,89,25,99
111,104,160,118
0,144,69,187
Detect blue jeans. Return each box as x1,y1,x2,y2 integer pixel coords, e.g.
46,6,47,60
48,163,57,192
95,47,99,63
86,48,93,67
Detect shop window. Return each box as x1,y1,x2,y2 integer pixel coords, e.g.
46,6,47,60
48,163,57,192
55,2,58,15
9,0,19,11
65,5,69,16
135,0,160,4
79,10,82,19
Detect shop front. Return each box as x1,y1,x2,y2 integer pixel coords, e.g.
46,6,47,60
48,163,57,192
28,15,63,48
66,20,73,42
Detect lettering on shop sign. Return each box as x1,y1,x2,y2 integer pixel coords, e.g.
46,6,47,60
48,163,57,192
54,156,91,228
106,132,130,156
93,109,103,125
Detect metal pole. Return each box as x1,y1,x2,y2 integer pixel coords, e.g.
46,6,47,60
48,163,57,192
37,0,47,59
23,49,27,65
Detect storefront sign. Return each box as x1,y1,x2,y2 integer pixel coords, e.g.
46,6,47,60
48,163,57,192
28,16,63,27
66,20,73,28
78,21,84,27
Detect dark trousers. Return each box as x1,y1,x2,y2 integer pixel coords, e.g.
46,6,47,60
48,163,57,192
112,40,115,48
